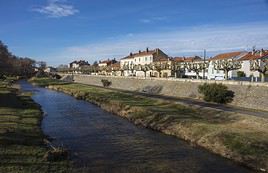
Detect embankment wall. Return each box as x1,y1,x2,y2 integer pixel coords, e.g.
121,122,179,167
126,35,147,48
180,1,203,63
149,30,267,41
68,74,268,111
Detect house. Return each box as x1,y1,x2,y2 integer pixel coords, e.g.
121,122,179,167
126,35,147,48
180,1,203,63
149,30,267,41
207,51,247,80
173,56,207,79
98,59,117,67
69,60,90,69
120,48,169,77
98,59,117,75
109,62,121,76
238,49,268,81
151,57,173,78
44,66,56,73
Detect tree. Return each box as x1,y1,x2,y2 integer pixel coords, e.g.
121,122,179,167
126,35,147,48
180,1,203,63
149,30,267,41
123,62,135,76
80,65,91,74
57,64,69,73
250,59,268,82
171,62,185,78
135,64,152,77
185,61,209,79
213,59,242,80
152,61,170,78
0,40,36,77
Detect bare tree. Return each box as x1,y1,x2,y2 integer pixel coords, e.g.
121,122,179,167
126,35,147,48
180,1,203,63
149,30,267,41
213,59,242,80
250,59,268,82
152,62,170,78
135,64,152,77
185,61,209,79
172,62,185,78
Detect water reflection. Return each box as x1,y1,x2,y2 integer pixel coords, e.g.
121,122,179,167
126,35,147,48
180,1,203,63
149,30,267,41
19,81,251,173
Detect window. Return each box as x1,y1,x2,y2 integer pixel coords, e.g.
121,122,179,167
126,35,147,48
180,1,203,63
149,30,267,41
145,57,147,61
139,58,140,62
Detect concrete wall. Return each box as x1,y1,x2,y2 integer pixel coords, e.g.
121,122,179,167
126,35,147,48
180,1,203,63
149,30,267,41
71,74,268,111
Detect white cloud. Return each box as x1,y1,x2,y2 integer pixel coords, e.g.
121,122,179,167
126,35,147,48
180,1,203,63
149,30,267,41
47,22,268,65
140,16,167,23
32,0,79,18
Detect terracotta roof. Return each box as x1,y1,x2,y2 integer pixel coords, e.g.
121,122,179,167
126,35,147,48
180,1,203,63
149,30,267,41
173,57,184,62
110,62,120,67
99,59,117,64
210,51,245,61
239,50,268,61
173,56,202,62
154,56,170,62
121,48,162,60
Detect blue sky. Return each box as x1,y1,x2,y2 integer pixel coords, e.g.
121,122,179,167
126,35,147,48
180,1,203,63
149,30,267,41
0,0,268,66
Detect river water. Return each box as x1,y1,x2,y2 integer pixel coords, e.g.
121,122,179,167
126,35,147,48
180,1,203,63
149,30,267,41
20,81,251,173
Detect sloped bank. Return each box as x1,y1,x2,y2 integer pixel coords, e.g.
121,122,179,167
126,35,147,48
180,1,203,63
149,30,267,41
0,80,70,173
30,78,268,172
72,74,268,111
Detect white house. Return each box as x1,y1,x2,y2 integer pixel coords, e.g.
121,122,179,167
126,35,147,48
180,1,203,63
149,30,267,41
207,51,248,80
44,66,56,73
69,60,89,69
172,56,208,79
120,48,169,77
238,49,268,81
98,59,117,75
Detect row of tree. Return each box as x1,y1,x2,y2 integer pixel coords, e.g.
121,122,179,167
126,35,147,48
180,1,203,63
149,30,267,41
0,41,39,78
58,58,268,82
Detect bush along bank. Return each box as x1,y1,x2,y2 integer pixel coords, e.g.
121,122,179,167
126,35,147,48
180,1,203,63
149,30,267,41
0,81,70,173
30,78,268,172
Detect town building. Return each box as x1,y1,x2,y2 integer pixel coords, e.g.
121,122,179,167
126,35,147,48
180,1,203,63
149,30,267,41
44,66,56,73
120,48,169,77
69,60,90,69
238,49,268,81
98,59,117,75
173,56,208,79
207,51,247,80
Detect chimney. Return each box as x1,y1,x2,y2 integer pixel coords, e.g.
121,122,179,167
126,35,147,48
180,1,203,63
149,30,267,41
156,48,159,55
260,48,264,56
139,50,141,53
146,47,149,52
252,46,256,55
130,52,133,56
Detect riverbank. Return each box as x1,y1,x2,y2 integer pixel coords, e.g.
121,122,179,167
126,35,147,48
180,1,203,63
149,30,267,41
30,77,268,172
0,79,69,173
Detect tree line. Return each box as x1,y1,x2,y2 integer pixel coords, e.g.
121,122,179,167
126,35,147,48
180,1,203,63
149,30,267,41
0,40,37,78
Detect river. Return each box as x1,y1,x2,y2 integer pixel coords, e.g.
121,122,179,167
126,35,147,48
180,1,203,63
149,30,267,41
20,81,251,173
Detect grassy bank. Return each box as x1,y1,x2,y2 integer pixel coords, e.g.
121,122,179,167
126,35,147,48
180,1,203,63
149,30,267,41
30,77,268,172
0,80,69,173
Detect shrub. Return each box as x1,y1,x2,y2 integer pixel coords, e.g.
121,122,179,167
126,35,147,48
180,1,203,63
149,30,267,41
101,79,112,87
237,71,246,78
198,83,234,104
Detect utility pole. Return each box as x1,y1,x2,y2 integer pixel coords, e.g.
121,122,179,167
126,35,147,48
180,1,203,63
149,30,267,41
203,49,206,79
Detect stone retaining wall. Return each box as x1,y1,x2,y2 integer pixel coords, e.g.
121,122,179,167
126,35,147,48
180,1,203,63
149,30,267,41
70,74,268,111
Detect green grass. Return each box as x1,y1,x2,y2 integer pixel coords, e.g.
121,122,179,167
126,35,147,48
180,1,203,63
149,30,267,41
0,80,70,173
31,77,268,171
29,77,68,87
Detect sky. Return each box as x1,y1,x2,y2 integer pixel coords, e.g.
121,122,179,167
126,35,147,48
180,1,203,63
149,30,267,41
0,0,268,66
